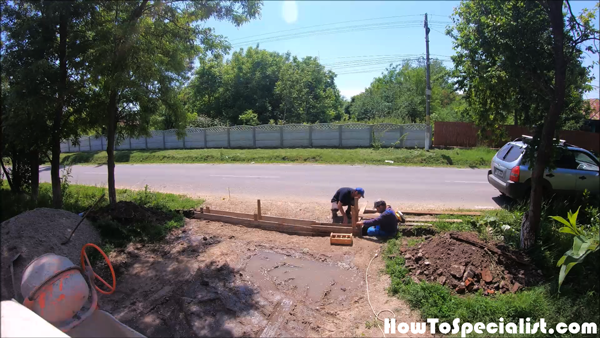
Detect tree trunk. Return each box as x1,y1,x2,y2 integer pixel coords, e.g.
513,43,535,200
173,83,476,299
1,160,14,191
30,150,39,201
51,8,68,208
521,0,567,250
107,90,118,206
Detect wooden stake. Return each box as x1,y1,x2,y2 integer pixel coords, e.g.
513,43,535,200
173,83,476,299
352,196,359,236
257,199,262,220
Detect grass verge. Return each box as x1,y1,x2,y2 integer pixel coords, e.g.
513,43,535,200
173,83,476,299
1,182,204,249
58,147,497,168
383,197,600,337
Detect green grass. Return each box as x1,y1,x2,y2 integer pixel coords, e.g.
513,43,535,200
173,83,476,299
1,181,203,222
57,147,497,168
383,235,599,337
383,196,600,337
1,181,204,249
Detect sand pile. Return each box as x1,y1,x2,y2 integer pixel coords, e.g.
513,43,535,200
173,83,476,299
1,208,101,300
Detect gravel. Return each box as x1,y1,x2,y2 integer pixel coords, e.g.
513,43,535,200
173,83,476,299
1,208,101,300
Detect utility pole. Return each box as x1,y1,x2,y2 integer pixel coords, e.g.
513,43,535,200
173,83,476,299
424,13,431,150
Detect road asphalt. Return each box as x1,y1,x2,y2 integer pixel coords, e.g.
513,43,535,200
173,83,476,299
39,164,505,209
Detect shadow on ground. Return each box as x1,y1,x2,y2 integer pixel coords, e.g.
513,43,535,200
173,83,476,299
98,239,263,337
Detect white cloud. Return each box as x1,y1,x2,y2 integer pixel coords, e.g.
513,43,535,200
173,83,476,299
339,88,364,100
282,1,298,24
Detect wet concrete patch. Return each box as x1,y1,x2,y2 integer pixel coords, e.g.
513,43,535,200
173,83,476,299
244,251,360,305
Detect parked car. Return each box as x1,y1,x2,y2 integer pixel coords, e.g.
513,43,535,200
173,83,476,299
487,136,600,200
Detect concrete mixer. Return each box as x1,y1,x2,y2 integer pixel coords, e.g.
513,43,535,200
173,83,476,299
1,244,144,338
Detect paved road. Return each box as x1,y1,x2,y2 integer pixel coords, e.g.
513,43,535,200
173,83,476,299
39,164,503,209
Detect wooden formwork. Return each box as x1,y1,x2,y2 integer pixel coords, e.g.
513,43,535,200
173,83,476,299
191,200,479,238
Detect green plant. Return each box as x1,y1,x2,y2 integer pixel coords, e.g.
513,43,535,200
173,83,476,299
371,131,383,150
551,207,600,292
60,165,73,200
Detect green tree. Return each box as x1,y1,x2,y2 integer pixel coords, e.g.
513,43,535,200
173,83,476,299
1,1,94,205
348,58,462,123
187,47,343,125
85,0,261,205
449,0,599,249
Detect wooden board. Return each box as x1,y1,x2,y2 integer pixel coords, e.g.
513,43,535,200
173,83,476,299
330,233,353,246
359,214,463,223
204,208,318,226
261,215,316,226
193,212,352,236
402,210,482,216
359,201,368,216
260,298,293,337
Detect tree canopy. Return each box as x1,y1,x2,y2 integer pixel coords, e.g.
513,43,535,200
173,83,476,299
185,46,344,125
346,58,466,124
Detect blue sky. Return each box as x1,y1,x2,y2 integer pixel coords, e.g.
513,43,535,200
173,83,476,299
207,1,599,100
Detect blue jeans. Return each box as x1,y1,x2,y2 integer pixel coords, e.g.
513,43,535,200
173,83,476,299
364,225,395,237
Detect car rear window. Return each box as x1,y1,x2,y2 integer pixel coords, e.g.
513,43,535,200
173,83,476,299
496,143,512,159
503,146,523,162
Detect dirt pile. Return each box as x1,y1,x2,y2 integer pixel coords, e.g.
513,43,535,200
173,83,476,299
88,201,172,225
1,208,101,300
402,232,543,295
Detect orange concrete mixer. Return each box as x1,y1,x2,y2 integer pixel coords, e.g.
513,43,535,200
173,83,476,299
19,244,116,332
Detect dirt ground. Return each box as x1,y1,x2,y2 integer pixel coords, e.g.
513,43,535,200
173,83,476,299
96,217,429,337
403,232,544,295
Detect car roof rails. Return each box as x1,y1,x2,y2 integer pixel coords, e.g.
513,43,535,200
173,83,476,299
514,134,567,146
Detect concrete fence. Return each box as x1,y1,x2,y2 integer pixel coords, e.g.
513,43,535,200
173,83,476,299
60,123,429,153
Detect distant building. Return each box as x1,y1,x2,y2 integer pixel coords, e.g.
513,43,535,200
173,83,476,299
583,98,599,133
587,98,599,120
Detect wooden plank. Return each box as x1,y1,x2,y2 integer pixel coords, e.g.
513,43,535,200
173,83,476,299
404,222,434,226
403,210,481,216
352,196,359,235
260,298,293,338
194,213,317,236
359,214,463,223
359,201,368,216
205,209,254,219
193,212,349,236
261,215,316,226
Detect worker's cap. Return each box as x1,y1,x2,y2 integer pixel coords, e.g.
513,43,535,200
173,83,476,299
374,200,386,208
355,187,365,197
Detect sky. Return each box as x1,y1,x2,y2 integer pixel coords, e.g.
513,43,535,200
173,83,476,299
206,1,600,100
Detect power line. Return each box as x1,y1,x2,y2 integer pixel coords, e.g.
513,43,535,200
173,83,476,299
232,21,426,46
229,14,427,42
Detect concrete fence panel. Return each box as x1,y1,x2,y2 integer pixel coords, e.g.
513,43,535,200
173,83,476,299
130,137,145,150
341,124,371,147
164,131,183,149
61,123,429,153
147,131,165,149
185,129,206,148
90,137,104,151
282,124,310,147
229,126,254,148
256,125,282,148
311,124,340,147
206,127,228,148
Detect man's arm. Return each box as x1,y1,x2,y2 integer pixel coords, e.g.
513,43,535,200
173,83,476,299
361,215,382,227
339,201,347,221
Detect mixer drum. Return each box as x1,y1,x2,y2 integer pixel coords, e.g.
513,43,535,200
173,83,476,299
20,253,90,325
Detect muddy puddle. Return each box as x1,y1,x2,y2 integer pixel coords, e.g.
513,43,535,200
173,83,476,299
244,251,360,305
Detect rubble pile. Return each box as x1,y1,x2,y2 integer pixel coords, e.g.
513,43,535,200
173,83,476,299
401,232,543,295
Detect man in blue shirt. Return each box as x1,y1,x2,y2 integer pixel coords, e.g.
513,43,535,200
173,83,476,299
331,187,365,224
357,200,398,237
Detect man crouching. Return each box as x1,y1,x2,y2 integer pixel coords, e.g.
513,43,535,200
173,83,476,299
357,200,398,238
